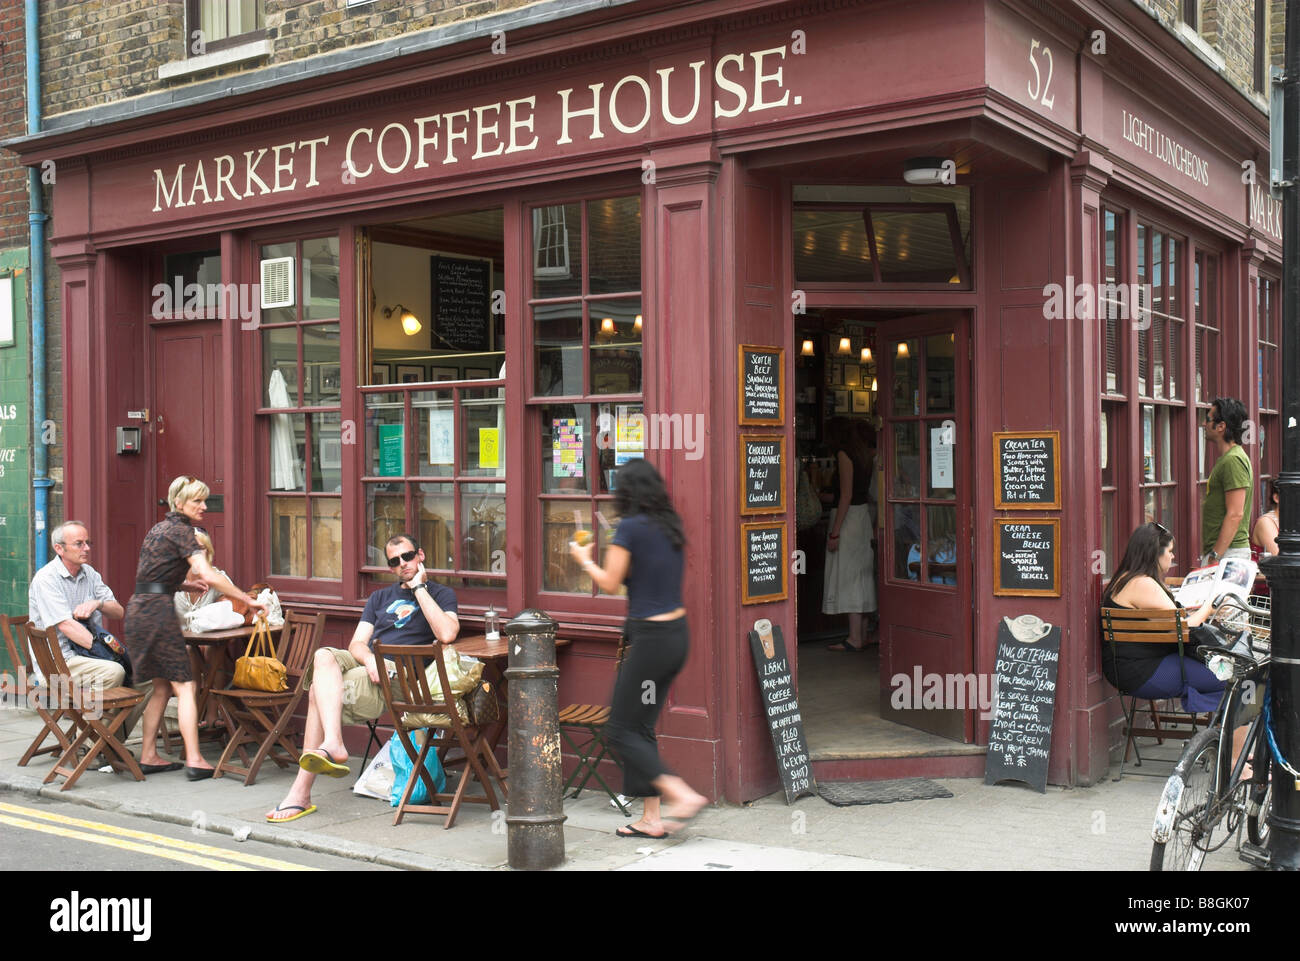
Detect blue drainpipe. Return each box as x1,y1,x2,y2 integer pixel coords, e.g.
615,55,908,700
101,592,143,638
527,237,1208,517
26,0,51,568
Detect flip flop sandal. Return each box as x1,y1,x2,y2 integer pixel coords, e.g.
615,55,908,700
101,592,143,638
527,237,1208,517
298,749,351,778
266,804,317,824
827,641,868,653
616,824,667,839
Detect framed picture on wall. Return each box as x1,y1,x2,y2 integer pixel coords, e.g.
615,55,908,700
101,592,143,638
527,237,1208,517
844,363,860,388
465,367,493,380
852,390,871,413
396,364,425,384
432,366,458,382
833,390,849,413
371,364,390,385
320,363,341,397
320,436,342,470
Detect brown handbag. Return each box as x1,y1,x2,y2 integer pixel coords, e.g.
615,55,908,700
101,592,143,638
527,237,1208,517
232,616,288,692
464,680,500,726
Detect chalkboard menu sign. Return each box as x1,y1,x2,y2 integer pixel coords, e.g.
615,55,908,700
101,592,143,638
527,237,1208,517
748,621,815,803
985,616,1062,793
741,520,787,604
740,434,785,515
430,255,492,352
738,345,784,425
994,431,1060,509
994,519,1060,597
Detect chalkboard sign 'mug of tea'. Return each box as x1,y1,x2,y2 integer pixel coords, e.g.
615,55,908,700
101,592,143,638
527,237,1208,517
985,615,1061,793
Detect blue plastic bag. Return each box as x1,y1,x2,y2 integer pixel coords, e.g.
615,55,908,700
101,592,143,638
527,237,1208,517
390,729,446,807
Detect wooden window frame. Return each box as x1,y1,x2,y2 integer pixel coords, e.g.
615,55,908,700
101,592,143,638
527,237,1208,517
186,0,267,56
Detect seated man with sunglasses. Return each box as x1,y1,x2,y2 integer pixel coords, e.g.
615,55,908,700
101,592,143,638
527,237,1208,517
266,533,458,823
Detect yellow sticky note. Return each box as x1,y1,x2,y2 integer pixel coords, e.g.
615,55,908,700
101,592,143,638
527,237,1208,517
479,428,499,469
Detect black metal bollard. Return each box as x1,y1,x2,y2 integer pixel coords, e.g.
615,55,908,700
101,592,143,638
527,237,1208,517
503,609,566,870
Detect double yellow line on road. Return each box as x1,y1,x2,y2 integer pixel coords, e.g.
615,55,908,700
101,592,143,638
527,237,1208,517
0,801,319,871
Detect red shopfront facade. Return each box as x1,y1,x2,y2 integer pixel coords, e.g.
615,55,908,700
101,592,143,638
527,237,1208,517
12,0,1281,799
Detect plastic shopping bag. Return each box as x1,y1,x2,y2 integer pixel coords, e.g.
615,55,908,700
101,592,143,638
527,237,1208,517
353,736,396,801
390,729,446,806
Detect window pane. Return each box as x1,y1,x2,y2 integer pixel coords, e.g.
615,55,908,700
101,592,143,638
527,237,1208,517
1142,405,1155,482
461,388,506,478
365,484,407,568
161,250,222,308
302,237,340,321
1152,315,1165,398
925,334,955,414
588,196,642,294
598,401,642,494
1166,237,1179,318
893,503,921,580
542,500,592,592
1100,406,1114,487
312,499,342,579
1168,318,1181,400
303,323,340,404
892,340,919,415
589,298,643,395
462,484,505,573
416,483,455,571
1158,407,1172,483
312,412,342,493
532,203,582,298
263,326,298,407
541,405,589,494
927,505,957,584
413,389,455,478
1143,487,1156,525
892,421,920,498
792,210,873,283
365,393,406,477
269,412,305,491
1101,491,1115,578
1152,232,1163,313
1158,487,1175,530
871,210,960,283
925,420,956,500
270,496,307,576
534,303,583,396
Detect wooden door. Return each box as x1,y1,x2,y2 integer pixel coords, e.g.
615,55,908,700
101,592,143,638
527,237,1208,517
876,313,973,740
150,321,226,554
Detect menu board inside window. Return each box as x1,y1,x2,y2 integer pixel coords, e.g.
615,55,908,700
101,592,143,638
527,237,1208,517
993,431,1060,509
739,345,784,425
430,254,493,352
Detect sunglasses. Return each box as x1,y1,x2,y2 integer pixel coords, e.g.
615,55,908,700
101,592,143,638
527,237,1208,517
1152,522,1171,538
386,549,418,568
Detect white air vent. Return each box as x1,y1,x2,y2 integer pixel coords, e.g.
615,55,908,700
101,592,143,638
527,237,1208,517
260,257,295,308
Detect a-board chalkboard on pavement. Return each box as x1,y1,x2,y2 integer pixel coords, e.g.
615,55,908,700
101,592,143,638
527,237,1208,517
748,622,815,803
984,616,1061,793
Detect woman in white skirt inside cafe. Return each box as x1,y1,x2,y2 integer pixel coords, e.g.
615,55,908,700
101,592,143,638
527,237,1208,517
823,417,878,651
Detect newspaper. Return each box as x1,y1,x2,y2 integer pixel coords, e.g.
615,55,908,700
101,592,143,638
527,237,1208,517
1173,556,1259,608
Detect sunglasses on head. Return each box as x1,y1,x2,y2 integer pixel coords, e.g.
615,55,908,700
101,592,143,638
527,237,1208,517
386,549,418,568
1152,522,1171,538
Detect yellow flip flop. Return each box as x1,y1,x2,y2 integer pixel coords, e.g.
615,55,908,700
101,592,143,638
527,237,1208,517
266,803,316,823
298,749,350,778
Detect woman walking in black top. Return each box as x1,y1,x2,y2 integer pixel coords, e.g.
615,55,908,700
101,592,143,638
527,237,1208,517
569,458,707,837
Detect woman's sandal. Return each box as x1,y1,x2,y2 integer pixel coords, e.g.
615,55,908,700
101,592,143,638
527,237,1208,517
827,640,868,653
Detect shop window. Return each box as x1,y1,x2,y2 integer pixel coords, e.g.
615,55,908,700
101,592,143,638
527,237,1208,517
792,186,971,287
1099,208,1127,580
188,0,265,53
1258,275,1280,506
1193,250,1221,525
362,384,506,591
528,195,642,597
258,236,341,581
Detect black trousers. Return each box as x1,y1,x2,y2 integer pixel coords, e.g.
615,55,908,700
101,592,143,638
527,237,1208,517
605,617,690,798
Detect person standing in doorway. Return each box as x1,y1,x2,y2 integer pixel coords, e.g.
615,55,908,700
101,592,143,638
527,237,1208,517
569,458,708,838
823,418,877,651
1201,397,1254,567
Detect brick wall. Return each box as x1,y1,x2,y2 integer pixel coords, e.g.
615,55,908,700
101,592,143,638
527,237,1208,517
1136,0,1286,96
0,0,28,252
41,0,537,120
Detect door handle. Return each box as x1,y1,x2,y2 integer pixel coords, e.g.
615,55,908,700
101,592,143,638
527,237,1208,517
156,412,164,435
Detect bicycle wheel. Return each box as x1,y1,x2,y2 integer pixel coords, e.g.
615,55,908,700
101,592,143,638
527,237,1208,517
1151,729,1220,871
1247,749,1272,846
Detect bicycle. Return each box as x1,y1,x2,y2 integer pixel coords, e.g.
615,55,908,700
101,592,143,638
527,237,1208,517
1149,593,1285,871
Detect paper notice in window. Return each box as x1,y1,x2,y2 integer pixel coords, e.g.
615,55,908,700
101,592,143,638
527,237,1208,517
930,426,953,489
429,409,454,465
615,405,645,466
552,418,584,478
479,428,499,469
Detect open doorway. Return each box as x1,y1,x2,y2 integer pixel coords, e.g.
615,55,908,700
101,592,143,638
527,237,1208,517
794,308,982,761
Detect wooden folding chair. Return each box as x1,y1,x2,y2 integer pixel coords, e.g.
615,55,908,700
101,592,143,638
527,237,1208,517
375,642,507,828
25,624,144,790
5,615,86,767
559,638,629,815
209,611,325,785
1101,607,1207,780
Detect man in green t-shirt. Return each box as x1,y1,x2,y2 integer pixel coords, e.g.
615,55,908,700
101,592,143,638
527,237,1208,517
1201,397,1253,565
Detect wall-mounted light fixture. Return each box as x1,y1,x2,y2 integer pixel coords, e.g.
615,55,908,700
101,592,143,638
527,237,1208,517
871,377,878,392
861,347,872,364
634,314,643,333
897,342,910,358
801,339,816,357
903,156,952,186
837,336,852,355
383,304,421,336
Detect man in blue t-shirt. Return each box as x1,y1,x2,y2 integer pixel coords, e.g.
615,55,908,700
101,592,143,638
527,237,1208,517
266,534,458,823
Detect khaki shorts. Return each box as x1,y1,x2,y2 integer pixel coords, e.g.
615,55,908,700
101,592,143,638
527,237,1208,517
306,648,393,724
